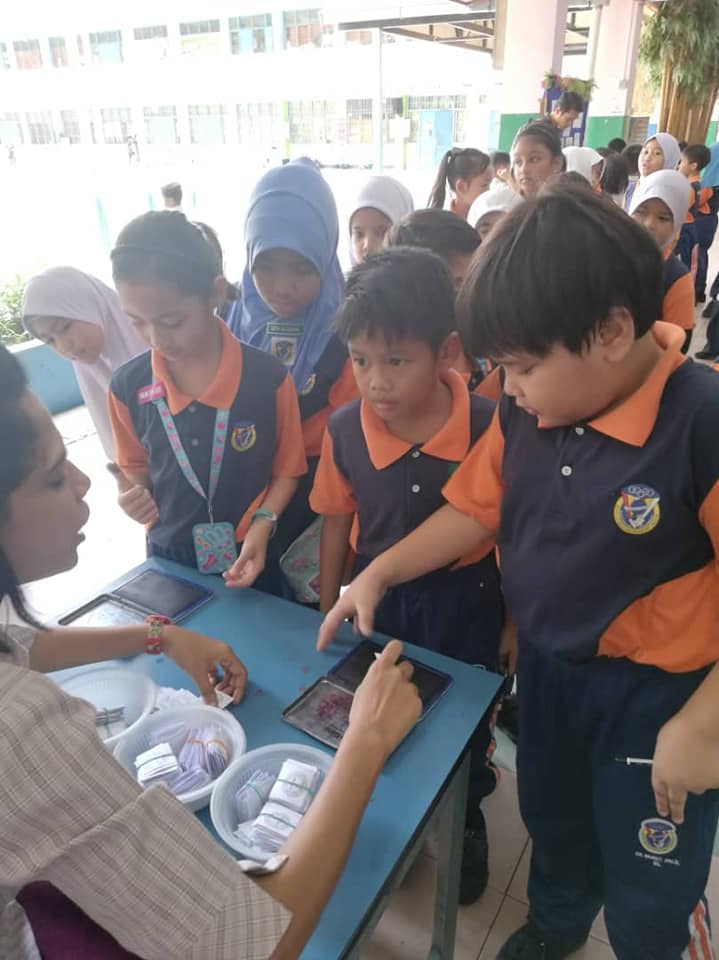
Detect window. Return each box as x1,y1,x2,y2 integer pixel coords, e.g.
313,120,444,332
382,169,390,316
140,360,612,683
180,20,222,54
345,29,373,45
284,9,333,48
236,102,282,145
133,24,169,60
188,104,226,144
0,43,11,70
346,99,372,144
14,40,42,70
0,112,23,144
134,25,168,41
288,100,336,144
89,30,123,64
144,105,179,145
49,36,69,67
406,95,467,143
100,107,132,144
60,110,81,143
26,111,54,144
229,14,273,54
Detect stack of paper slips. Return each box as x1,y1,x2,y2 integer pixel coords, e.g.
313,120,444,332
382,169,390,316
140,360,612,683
251,802,303,853
235,769,276,822
135,742,179,786
268,759,322,815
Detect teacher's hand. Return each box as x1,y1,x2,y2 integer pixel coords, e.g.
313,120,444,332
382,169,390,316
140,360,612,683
163,626,248,705
347,640,421,759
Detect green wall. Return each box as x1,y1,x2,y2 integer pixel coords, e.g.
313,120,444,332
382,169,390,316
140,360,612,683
706,120,718,146
498,113,535,151
585,116,627,149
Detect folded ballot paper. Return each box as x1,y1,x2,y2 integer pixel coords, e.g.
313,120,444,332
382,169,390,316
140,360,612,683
134,722,230,796
233,758,322,855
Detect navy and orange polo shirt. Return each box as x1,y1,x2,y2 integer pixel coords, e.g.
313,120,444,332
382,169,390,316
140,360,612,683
444,321,719,674
109,320,307,564
685,174,715,224
299,336,359,460
310,369,495,566
662,253,695,331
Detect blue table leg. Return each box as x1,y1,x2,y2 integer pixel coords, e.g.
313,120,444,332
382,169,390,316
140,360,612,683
427,749,470,959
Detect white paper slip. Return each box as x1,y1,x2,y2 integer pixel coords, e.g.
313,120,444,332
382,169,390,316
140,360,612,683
268,759,321,814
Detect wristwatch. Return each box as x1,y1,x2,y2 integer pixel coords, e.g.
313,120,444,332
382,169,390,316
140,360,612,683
251,508,279,538
144,615,171,655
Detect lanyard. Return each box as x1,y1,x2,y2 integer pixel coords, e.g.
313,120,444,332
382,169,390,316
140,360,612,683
154,399,229,523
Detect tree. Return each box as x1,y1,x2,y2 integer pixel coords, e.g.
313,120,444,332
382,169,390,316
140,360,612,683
640,0,719,143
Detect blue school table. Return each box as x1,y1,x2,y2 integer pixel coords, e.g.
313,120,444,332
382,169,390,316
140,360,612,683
76,559,502,959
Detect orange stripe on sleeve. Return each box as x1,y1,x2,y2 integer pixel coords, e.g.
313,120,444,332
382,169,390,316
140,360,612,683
271,374,308,479
301,359,359,458
309,429,357,516
663,272,695,331
108,392,148,472
443,407,504,534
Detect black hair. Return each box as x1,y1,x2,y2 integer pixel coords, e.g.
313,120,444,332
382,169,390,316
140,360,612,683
622,143,642,177
387,209,480,260
513,119,563,159
427,147,490,209
551,171,594,191
0,346,45,635
111,211,222,299
682,143,711,172
161,181,183,204
456,183,663,360
555,91,584,115
490,150,510,169
608,137,627,153
677,140,688,153
599,152,630,196
334,247,455,353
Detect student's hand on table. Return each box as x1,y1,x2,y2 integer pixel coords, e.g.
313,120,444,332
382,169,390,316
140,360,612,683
163,625,248,705
109,465,159,526
347,640,421,759
222,523,270,589
316,567,387,651
498,617,519,675
652,713,719,825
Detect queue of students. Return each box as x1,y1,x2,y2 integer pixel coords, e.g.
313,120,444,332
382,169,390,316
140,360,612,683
6,127,719,960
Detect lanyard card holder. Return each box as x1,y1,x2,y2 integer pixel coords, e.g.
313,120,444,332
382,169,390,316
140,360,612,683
192,522,237,575
154,398,236,575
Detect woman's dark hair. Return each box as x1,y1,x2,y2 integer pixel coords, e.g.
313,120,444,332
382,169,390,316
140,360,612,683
456,183,663,360
0,346,45,634
622,143,642,177
427,147,490,209
551,171,594,191
335,247,455,354
513,119,563,159
599,152,630,196
387,209,480,259
111,211,222,299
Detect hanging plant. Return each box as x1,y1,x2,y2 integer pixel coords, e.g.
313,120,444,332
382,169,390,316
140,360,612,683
639,0,719,98
542,70,597,102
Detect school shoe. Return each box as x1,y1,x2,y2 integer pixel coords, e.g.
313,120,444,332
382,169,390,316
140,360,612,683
497,922,589,959
696,349,717,360
696,293,707,305
459,810,489,905
702,300,717,318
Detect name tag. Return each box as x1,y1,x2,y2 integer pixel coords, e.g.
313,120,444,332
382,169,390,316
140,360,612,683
137,382,167,405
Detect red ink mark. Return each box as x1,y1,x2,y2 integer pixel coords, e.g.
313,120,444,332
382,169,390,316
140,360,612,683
302,665,311,674
254,688,264,696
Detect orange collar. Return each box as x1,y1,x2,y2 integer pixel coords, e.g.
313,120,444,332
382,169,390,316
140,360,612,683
151,319,243,415
587,322,686,447
361,369,472,469
689,174,701,183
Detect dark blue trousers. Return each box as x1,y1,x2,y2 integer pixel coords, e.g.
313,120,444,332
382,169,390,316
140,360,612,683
695,213,718,297
675,221,697,270
517,639,719,959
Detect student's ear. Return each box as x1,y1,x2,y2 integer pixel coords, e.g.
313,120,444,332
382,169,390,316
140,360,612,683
211,275,228,311
550,154,564,175
598,307,635,361
439,331,462,370
454,177,469,198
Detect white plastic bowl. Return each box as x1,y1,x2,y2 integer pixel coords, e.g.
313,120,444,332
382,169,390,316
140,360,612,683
113,705,247,811
211,742,334,859
57,665,157,750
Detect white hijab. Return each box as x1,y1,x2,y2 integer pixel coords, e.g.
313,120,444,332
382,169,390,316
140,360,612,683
348,176,415,264
467,186,522,228
22,267,147,459
628,169,693,249
563,146,603,184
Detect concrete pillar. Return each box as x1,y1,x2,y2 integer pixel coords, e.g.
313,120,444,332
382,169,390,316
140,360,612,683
584,0,644,148
494,0,569,149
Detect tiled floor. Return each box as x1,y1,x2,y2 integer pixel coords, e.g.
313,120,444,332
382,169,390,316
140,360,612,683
24,297,719,959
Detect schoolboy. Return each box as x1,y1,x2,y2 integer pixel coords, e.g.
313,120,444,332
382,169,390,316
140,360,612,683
310,247,506,906
318,187,719,960
676,143,712,272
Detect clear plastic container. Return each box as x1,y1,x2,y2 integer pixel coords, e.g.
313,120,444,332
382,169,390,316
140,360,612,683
210,742,334,859
57,665,157,750
113,704,247,811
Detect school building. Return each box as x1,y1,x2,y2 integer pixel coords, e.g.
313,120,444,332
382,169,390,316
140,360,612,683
0,0,667,167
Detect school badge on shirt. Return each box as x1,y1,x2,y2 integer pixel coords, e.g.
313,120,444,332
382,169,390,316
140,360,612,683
635,818,680,868
231,421,257,453
613,484,661,535
268,322,302,368
299,373,316,396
